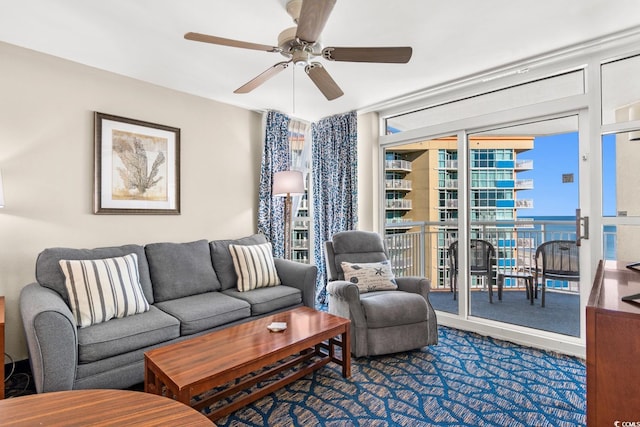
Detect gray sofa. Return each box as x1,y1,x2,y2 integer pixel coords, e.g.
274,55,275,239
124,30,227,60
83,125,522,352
19,234,317,393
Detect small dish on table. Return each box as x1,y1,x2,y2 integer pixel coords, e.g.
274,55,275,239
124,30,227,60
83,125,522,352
267,322,287,332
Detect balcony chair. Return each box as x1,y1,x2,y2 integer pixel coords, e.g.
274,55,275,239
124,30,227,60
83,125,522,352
324,230,438,357
534,240,579,307
448,239,496,302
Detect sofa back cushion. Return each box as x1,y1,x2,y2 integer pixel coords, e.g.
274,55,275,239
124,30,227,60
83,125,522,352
145,239,221,302
329,231,388,281
59,253,150,327
210,234,268,290
229,242,281,292
36,244,154,304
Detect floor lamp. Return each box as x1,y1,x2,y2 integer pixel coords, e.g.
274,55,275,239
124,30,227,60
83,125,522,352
273,170,304,260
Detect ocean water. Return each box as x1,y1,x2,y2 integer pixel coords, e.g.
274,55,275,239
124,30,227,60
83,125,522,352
528,215,616,260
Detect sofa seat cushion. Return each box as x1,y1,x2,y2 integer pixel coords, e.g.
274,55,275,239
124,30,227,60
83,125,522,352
360,291,428,329
78,305,180,364
222,285,302,316
154,292,251,336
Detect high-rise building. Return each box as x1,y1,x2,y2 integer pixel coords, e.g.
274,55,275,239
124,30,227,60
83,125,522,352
385,136,534,289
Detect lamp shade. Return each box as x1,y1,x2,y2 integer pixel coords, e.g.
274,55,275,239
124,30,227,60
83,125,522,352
0,169,5,208
272,170,304,196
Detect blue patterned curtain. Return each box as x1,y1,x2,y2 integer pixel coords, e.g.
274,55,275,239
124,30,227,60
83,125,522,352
312,111,358,304
258,111,291,258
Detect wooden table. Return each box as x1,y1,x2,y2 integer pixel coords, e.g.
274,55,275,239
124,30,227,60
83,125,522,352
496,272,534,304
0,389,214,426
587,260,640,425
144,306,350,421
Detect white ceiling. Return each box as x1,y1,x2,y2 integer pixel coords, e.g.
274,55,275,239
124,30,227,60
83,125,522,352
2,0,640,122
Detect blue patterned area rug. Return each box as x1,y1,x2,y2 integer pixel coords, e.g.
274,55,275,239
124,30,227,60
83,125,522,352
213,327,585,427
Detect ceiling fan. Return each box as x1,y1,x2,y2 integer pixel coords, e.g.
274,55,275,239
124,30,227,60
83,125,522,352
184,0,412,101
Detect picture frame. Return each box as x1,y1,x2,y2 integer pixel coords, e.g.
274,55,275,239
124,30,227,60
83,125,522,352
94,112,180,214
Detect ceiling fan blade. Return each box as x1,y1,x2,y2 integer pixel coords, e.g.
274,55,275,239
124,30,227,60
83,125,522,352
296,0,337,44
323,46,413,63
305,62,343,101
234,62,290,94
185,32,279,52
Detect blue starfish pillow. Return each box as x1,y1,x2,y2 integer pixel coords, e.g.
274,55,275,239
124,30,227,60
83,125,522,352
340,260,398,293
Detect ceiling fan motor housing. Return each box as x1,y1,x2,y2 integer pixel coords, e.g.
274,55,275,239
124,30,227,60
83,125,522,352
278,27,299,54
285,0,303,22
278,27,319,65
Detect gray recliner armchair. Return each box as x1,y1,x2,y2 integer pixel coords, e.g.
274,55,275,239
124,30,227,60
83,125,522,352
325,230,438,357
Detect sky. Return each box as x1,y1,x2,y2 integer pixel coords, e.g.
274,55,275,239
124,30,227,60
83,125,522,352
516,132,616,217
517,132,579,217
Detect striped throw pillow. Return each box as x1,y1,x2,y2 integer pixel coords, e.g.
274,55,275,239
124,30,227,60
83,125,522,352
59,253,150,328
229,242,281,292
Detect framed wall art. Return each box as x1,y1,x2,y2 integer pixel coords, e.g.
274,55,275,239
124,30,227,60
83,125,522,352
94,112,180,214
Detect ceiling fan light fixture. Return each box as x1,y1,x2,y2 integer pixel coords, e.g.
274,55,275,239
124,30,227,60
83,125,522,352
292,49,310,66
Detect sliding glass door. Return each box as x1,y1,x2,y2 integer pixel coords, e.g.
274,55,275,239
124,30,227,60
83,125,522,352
465,116,582,337
601,53,640,267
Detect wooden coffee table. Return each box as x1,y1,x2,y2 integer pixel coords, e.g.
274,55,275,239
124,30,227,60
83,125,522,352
144,306,350,421
0,389,214,426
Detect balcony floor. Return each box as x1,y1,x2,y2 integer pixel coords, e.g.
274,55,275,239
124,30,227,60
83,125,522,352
430,289,580,337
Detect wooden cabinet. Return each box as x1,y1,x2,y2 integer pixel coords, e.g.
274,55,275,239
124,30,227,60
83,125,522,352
587,260,640,425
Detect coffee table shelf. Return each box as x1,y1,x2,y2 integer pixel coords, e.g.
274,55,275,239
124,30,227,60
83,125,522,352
144,307,350,421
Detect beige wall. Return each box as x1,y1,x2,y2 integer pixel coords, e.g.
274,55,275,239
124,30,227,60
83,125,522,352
0,42,264,359
357,111,379,232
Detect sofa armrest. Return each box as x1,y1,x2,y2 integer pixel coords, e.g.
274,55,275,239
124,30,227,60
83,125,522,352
396,276,431,299
326,280,365,323
274,258,317,308
20,283,78,393
326,280,367,356
395,276,438,345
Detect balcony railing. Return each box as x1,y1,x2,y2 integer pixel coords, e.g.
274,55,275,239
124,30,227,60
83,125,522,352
443,160,458,169
385,160,412,172
515,179,534,189
441,179,458,189
385,199,412,210
384,219,612,293
515,159,534,170
385,179,412,191
292,238,309,249
293,220,309,229
515,199,534,208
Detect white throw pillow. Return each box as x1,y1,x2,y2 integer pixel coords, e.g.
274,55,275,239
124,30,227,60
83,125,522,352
229,242,281,292
341,260,398,293
59,253,150,328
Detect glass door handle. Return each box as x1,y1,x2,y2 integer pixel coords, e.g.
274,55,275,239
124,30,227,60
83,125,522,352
576,208,589,247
